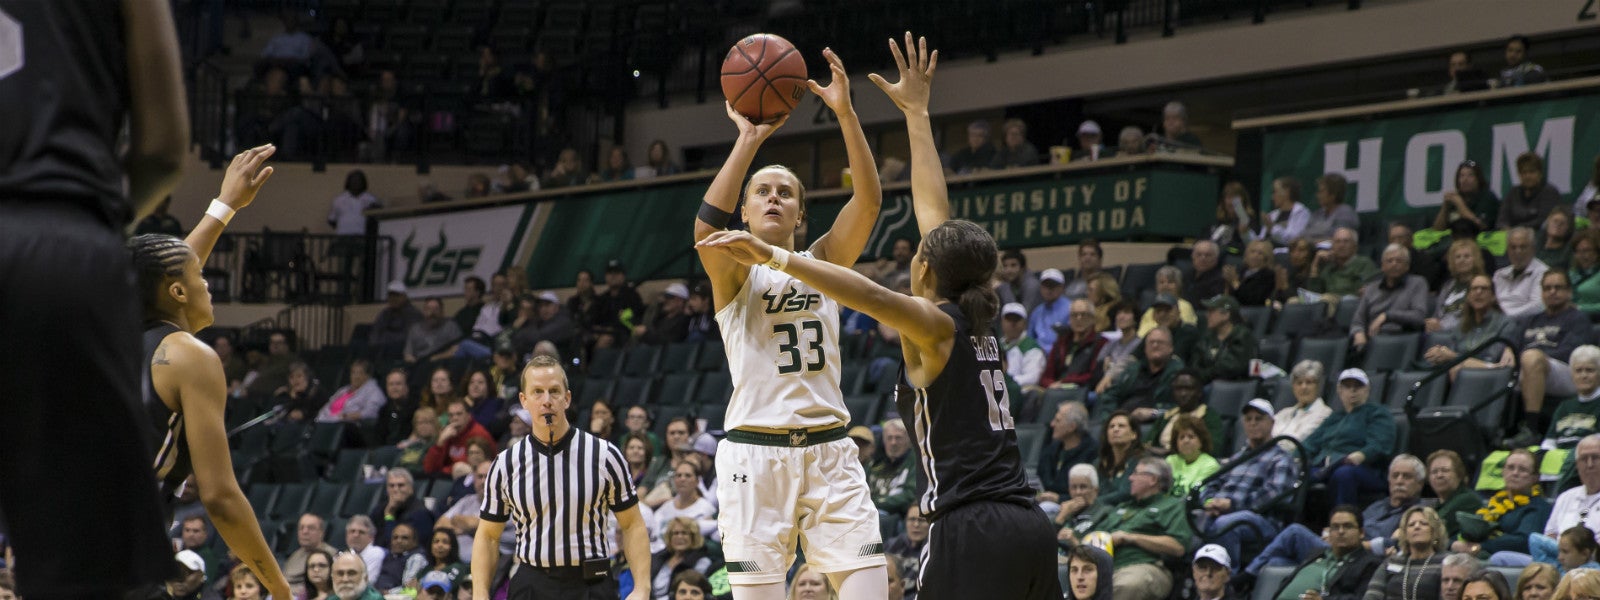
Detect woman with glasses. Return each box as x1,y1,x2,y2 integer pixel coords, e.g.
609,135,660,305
651,517,717,600
1363,506,1447,600
1428,239,1489,335
655,460,718,541
1434,160,1500,232
1424,274,1515,381
304,548,336,600
1449,449,1552,560
1426,450,1485,540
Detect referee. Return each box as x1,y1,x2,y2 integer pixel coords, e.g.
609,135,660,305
472,355,651,600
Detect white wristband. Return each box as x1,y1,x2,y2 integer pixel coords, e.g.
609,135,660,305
206,199,236,226
765,246,790,272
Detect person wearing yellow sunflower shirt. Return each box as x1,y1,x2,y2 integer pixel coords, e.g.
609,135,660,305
1449,449,1552,558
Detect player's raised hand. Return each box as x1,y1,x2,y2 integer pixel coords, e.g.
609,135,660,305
696,230,774,266
217,144,276,210
807,48,854,114
868,32,938,115
725,101,790,142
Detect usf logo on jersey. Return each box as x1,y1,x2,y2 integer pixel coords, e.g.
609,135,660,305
761,285,821,314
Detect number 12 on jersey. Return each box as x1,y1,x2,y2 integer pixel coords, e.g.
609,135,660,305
773,320,826,375
979,369,1015,431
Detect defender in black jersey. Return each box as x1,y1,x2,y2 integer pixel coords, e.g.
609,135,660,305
129,146,293,600
0,1,187,596
695,33,1059,599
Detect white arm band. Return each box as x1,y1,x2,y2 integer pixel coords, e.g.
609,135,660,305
205,199,236,226
765,246,791,272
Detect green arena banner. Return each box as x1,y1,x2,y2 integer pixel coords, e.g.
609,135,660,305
527,182,706,289
1259,92,1600,219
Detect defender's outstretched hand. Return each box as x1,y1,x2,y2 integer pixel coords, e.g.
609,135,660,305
807,48,855,114
696,230,775,267
868,32,938,114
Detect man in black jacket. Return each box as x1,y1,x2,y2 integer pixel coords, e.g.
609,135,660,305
1261,506,1382,600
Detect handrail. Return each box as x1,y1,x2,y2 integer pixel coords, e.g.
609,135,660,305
1183,434,1311,541
1402,335,1521,421
1232,75,1600,130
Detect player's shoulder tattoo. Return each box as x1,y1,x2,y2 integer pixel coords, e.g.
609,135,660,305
153,341,171,366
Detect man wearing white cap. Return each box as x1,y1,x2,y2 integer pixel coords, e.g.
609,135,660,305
1191,544,1234,600
635,282,692,345
1029,268,1071,350
371,280,423,347
508,291,578,358
1072,120,1109,162
1196,399,1300,570
999,302,1047,389
1301,369,1397,507
146,550,207,600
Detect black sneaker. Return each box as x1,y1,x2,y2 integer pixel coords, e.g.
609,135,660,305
1504,425,1541,449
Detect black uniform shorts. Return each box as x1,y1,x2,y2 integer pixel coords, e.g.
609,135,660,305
919,500,1062,600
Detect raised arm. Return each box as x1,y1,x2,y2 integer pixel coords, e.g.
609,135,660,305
806,49,883,266
187,145,275,264
697,230,951,349
694,105,789,309
122,0,189,222
869,33,946,236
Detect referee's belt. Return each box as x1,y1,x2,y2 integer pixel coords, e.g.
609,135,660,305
725,424,848,447
519,559,613,582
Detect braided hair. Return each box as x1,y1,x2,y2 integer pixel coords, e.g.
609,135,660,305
128,234,192,317
920,220,999,332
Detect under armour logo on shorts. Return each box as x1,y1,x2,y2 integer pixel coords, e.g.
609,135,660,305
731,474,749,483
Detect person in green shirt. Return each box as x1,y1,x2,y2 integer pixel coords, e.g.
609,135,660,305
1267,506,1383,600
1543,345,1600,490
1425,449,1486,541
1307,227,1379,298
1065,455,1194,600
329,551,386,600
1165,414,1221,497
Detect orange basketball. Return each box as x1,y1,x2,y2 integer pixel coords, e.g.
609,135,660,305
720,33,808,124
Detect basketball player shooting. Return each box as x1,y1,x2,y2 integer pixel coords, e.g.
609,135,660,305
694,46,890,598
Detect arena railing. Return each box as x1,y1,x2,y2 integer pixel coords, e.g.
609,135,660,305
202,231,395,306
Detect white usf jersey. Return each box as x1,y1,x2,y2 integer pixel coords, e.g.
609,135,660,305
714,253,849,431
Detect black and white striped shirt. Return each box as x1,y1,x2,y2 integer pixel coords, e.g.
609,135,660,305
480,428,637,567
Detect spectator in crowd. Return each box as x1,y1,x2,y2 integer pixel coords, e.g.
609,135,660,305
1243,457,1425,581
233,562,265,600
371,469,435,548
452,277,486,336
999,303,1047,390
1301,174,1360,244
1571,232,1600,317
1266,177,1311,247
670,571,716,600
1073,120,1111,162
1349,244,1431,351
1065,239,1105,301
1430,239,1488,334
870,420,918,535
275,361,325,422
1225,240,1277,307
564,269,600,334
344,516,387,586
1064,544,1114,600
1497,227,1550,318
1303,369,1397,507
651,516,718,599
330,550,382,600
134,197,183,236
1443,51,1491,94
1258,505,1382,600
684,282,719,343
394,405,438,476
213,333,249,397
1144,292,1202,362
258,12,323,75
508,292,578,359
1515,564,1558,600
1118,126,1148,157
1095,411,1151,506
464,173,492,199
328,170,380,236
1426,274,1515,382
1066,456,1194,600
363,70,417,162
1386,223,1442,289
787,563,836,600
1096,301,1143,388
644,140,682,178
1574,155,1600,219
996,248,1043,312
1197,399,1300,568
596,259,646,345
623,430,669,495
285,514,339,585
1158,101,1203,151
1500,35,1549,88
1275,238,1318,303
1031,268,1071,350
1501,153,1563,230
991,118,1040,168
176,515,221,583
1190,545,1234,600
422,364,460,418
404,298,464,364
656,460,717,541
543,147,589,189
1212,181,1260,254
1439,554,1482,600
1042,299,1106,389
1274,360,1333,442
1427,449,1486,541
1541,346,1600,461
1097,328,1185,424
635,283,691,345
246,330,302,398
1139,268,1198,336
1163,414,1221,496
948,120,995,174
150,550,208,600
372,281,423,347
1190,295,1257,382
587,399,620,447
1189,240,1228,305
594,146,634,183
424,398,496,478
1430,160,1500,233
452,273,512,359
469,45,514,103
1541,208,1577,271
1556,526,1600,573
376,522,428,592
1530,438,1600,567
1308,227,1377,298
886,505,928,595
315,359,384,423
1039,401,1098,503
1448,449,1550,559
1508,270,1596,447
459,369,505,436
868,238,915,287
493,163,538,194
1087,275,1123,333
1146,370,1225,453
1053,463,1112,537
436,459,491,564
420,528,465,586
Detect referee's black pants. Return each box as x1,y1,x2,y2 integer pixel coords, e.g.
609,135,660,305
510,565,620,600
